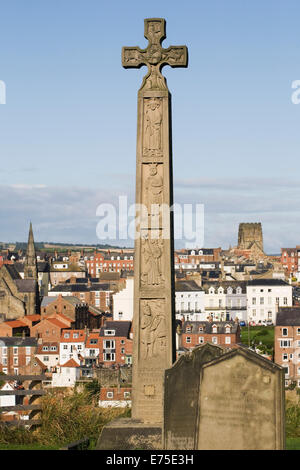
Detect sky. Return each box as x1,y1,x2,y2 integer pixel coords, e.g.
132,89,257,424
1,0,300,252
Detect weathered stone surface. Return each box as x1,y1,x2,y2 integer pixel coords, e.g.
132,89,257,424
122,18,188,424
163,343,223,450
96,418,162,450
197,347,285,450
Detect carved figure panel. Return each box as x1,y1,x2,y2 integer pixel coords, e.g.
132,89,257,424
140,299,166,359
141,234,165,288
143,162,163,213
143,98,163,157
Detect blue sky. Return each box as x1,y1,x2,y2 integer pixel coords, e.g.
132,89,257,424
1,0,300,252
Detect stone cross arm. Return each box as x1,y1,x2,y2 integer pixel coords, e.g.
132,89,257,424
122,18,188,71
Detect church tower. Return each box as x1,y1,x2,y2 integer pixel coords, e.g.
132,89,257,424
24,222,38,280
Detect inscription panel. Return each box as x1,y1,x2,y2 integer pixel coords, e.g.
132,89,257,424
198,354,278,450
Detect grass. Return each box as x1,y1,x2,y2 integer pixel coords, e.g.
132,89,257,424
0,385,130,450
240,326,274,354
286,438,300,450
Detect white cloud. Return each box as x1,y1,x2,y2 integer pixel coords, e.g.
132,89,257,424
0,179,299,253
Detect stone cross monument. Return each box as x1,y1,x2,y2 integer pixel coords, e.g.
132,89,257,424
122,18,188,424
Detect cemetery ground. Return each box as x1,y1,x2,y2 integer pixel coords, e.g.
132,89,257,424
1,344,300,449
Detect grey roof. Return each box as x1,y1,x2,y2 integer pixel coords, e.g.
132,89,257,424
247,279,289,286
41,295,84,307
15,279,37,293
4,264,21,280
175,281,202,292
100,321,131,338
202,281,247,294
49,283,111,293
0,337,38,347
276,308,300,326
41,296,58,307
182,320,239,334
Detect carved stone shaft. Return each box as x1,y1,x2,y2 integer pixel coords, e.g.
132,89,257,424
122,18,188,424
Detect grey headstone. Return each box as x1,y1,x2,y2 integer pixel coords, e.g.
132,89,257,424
163,343,223,449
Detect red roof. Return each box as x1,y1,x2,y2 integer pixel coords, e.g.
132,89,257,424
60,329,86,342
61,358,80,368
3,320,27,328
47,318,68,329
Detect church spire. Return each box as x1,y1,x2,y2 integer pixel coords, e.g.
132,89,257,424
24,222,38,279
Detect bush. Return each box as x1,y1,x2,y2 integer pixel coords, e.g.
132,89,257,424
0,388,130,449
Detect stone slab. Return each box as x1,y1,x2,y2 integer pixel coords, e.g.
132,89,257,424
96,418,162,450
163,343,223,450
197,347,285,450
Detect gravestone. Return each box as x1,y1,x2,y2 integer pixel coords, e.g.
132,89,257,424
163,345,285,450
164,343,223,449
97,18,188,449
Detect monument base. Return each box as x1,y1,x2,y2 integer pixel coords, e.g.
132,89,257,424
96,418,162,450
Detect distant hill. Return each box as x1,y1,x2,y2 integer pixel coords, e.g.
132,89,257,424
12,242,131,252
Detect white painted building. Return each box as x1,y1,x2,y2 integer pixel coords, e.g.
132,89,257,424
52,359,81,387
175,280,205,321
247,279,293,325
203,282,248,323
59,330,86,366
112,278,134,321
0,382,15,408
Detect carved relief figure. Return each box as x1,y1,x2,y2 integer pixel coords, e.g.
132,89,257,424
140,301,166,359
144,98,162,155
147,21,162,45
141,237,164,287
145,163,163,211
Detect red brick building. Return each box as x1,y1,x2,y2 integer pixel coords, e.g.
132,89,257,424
280,248,298,276
0,337,38,375
31,316,71,342
178,320,240,351
274,307,300,387
86,251,134,276
99,387,131,407
99,321,132,367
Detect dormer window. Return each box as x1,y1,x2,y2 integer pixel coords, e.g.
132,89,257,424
227,287,233,295
104,330,115,336
225,325,231,334
212,325,218,333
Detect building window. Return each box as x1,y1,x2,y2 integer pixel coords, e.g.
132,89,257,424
284,297,288,305
104,330,115,336
198,337,204,344
283,366,289,377
280,340,291,348
282,328,288,336
43,356,49,362
252,298,256,305
212,337,218,344
107,391,113,398
2,347,7,356
260,297,264,305
13,347,18,355
104,340,115,349
225,337,231,344
103,353,115,362
124,391,131,399
282,353,288,361
186,337,191,344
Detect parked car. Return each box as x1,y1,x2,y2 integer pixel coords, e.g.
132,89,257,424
239,321,246,327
